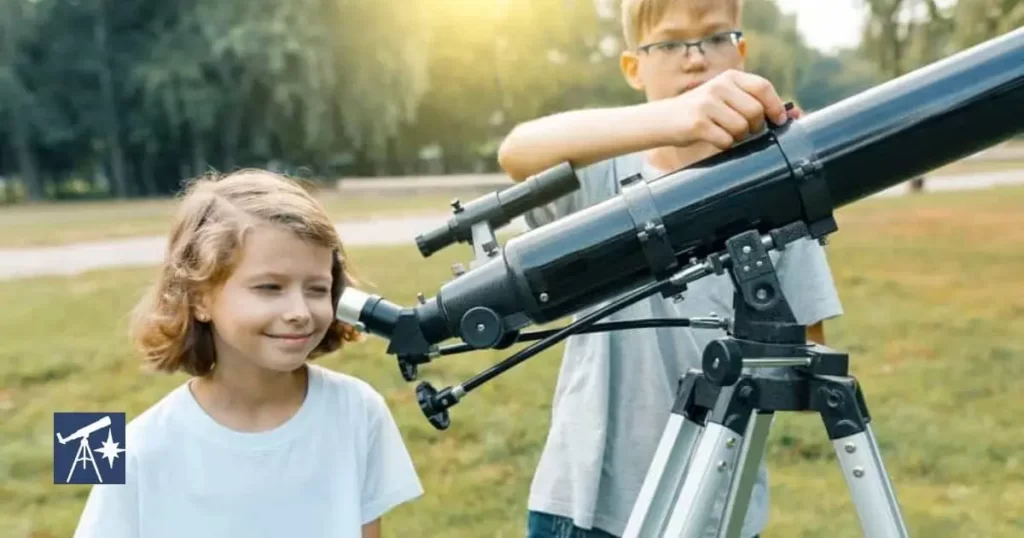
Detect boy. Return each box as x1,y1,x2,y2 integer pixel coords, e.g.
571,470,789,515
497,1,844,538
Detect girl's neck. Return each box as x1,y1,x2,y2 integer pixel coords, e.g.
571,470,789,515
190,361,310,433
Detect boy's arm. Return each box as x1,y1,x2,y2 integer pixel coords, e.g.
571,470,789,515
498,69,792,182
498,102,678,181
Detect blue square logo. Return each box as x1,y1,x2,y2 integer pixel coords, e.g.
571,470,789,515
54,412,126,485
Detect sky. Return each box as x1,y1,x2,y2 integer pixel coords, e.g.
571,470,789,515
774,0,866,53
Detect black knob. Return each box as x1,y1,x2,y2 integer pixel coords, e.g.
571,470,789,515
416,381,452,431
397,356,419,381
459,307,505,349
702,338,744,386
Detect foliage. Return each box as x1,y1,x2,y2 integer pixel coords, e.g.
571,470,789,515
0,0,1013,202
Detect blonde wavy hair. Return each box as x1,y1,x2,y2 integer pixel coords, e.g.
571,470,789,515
130,169,360,377
621,0,742,50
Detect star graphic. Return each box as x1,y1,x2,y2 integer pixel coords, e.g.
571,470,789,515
94,430,126,468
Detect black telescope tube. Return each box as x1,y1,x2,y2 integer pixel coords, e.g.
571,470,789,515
414,161,580,257
339,28,1023,352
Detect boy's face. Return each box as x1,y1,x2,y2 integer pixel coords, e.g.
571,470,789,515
621,2,747,101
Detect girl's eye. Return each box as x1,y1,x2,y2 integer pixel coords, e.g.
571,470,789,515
256,284,281,291
309,286,330,294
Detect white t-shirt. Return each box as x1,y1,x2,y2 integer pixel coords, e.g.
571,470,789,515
73,364,424,538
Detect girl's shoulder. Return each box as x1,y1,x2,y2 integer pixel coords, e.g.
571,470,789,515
120,381,195,456
308,365,394,424
310,364,385,404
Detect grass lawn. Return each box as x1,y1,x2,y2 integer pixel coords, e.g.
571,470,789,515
1,185,1023,537
0,190,474,249
0,159,1021,250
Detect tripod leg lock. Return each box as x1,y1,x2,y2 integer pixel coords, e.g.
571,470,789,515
707,379,758,436
812,376,870,440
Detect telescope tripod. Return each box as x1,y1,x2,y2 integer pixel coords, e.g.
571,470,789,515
623,231,909,538
68,437,102,483
404,223,910,537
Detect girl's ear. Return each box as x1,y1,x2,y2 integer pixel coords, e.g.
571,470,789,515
192,287,214,322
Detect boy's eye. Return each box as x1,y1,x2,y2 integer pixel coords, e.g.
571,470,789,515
707,34,731,45
309,286,330,294
255,284,281,291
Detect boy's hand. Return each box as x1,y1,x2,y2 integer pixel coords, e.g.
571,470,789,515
668,69,790,150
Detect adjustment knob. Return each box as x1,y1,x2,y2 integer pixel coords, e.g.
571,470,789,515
396,356,419,381
702,338,744,386
416,381,452,431
459,307,505,349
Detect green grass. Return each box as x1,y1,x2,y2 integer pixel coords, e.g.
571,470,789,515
929,158,1024,176
2,186,1024,537
0,190,475,249
1,159,1021,250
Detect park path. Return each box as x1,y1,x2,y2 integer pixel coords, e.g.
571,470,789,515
0,170,1021,281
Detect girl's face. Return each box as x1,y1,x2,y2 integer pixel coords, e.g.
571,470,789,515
198,224,336,374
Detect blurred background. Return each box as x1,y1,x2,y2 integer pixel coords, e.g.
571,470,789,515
0,0,1019,201
1,1,1023,537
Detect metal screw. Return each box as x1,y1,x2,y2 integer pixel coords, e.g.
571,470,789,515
853,467,865,478
539,292,549,303
712,358,720,369
717,461,728,472
742,245,752,254
476,323,485,333
743,265,750,272
756,260,763,267
726,438,737,448
755,288,768,301
845,443,856,454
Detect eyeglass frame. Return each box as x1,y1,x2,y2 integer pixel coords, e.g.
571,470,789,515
635,30,744,60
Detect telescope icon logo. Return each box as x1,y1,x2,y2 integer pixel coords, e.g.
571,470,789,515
53,412,126,485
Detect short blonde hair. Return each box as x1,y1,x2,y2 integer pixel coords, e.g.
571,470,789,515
130,169,360,377
621,0,742,50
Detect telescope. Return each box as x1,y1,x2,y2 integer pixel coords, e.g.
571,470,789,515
338,29,1021,538
337,26,1023,422
56,415,111,444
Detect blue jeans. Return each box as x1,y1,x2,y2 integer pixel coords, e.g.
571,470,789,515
526,512,618,538
525,511,761,538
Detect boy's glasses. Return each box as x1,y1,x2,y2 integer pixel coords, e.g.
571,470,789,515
637,30,744,66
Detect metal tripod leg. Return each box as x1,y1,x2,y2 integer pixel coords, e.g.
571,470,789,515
819,377,910,538
622,414,706,538
718,411,774,538
624,373,707,538
833,425,910,537
661,381,756,538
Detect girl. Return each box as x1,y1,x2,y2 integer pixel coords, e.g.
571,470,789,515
74,169,423,538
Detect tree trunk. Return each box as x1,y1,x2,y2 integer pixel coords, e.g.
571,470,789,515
94,0,128,198
192,124,207,178
9,108,43,201
1,0,43,202
141,142,157,196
